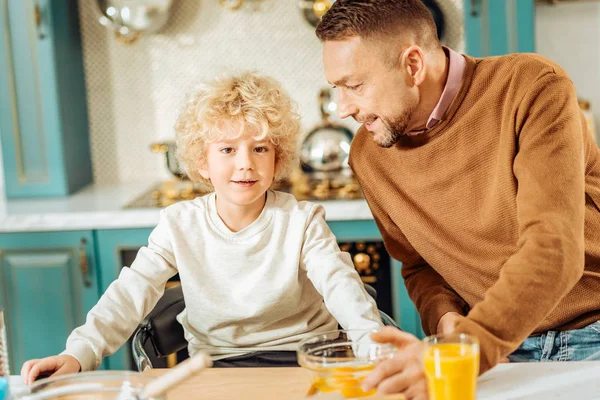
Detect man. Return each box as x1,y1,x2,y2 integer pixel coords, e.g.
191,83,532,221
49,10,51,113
316,0,600,399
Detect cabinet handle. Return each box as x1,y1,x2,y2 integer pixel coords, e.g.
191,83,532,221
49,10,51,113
34,2,46,40
79,238,92,288
470,0,481,17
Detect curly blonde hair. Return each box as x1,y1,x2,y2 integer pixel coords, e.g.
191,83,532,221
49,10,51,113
174,72,300,188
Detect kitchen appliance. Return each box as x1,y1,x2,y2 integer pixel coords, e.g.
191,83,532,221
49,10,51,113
151,142,187,180
96,0,173,44
300,88,354,175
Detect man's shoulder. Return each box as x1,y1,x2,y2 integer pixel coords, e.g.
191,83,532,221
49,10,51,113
476,53,568,82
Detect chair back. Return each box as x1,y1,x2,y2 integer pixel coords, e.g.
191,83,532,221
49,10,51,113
132,283,398,371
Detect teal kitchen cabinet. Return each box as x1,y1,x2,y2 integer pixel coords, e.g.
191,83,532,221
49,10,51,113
464,0,535,56
95,228,154,370
0,231,99,373
0,0,92,198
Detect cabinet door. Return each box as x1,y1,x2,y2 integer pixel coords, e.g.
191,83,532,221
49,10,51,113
95,228,153,370
464,0,535,56
0,231,99,373
0,0,92,198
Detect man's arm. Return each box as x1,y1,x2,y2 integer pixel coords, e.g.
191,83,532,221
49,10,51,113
455,72,586,373
360,184,469,335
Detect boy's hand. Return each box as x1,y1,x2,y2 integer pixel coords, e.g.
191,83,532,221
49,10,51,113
361,327,428,400
21,355,81,385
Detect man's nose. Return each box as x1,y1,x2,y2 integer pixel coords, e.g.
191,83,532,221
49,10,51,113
337,90,358,120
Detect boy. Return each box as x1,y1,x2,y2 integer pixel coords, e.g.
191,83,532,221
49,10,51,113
21,72,382,383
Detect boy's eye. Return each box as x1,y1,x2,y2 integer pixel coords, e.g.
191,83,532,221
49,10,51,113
254,146,268,153
220,147,234,154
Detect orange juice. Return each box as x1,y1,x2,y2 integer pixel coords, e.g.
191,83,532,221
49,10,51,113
423,343,479,400
311,364,376,398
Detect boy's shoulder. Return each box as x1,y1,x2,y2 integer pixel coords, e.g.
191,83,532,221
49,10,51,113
161,193,211,219
270,190,322,216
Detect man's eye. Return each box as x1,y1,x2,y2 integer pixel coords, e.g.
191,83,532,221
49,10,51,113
347,84,362,90
254,146,268,153
220,147,234,154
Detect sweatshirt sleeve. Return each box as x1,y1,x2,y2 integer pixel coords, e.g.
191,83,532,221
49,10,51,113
454,72,586,374
300,205,383,331
62,210,179,371
359,182,470,335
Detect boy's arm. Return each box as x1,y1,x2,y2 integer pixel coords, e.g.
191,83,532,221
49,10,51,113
300,205,382,331
62,210,179,371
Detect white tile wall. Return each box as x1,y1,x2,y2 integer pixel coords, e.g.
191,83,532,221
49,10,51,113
78,0,465,184
535,1,600,141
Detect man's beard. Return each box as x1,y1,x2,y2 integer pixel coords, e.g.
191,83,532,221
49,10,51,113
373,109,414,148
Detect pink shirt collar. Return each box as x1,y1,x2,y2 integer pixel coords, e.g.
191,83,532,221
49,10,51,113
406,47,466,136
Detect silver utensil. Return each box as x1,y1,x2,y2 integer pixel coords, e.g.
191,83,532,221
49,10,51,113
96,0,173,44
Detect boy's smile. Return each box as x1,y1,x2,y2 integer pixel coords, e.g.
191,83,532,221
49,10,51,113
231,180,258,187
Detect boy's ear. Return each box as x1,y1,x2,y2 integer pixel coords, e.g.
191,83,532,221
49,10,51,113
198,162,210,180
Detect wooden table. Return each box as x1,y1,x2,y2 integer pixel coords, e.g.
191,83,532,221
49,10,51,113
143,361,600,399
8,361,600,399
146,367,322,399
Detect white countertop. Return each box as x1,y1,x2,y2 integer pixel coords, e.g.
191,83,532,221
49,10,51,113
7,361,600,399
477,361,600,400
0,182,374,233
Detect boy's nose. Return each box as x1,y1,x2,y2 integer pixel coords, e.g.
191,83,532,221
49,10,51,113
236,150,255,170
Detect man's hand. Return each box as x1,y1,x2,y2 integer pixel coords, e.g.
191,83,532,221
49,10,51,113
21,355,81,385
361,327,428,400
436,312,461,334
436,313,510,363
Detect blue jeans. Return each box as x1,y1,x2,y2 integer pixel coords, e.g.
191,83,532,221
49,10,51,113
508,320,600,362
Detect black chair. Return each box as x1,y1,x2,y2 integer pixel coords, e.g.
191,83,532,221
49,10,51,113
131,284,400,371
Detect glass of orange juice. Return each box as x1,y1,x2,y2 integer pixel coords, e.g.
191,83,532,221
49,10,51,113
423,333,480,400
297,329,396,398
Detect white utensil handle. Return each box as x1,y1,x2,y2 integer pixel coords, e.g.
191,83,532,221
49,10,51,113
143,352,212,398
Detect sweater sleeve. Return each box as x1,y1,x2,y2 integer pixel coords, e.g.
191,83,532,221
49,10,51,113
300,205,383,331
358,181,470,335
62,210,179,371
454,73,586,374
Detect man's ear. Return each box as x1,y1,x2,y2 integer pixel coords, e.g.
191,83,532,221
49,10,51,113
400,45,426,86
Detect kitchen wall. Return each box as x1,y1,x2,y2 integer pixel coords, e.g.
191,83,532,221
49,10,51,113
535,1,600,139
78,0,465,184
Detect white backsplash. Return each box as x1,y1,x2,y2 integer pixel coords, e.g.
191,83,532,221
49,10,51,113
535,1,600,141
78,0,465,184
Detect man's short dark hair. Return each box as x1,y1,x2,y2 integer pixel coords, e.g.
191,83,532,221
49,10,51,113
316,0,439,48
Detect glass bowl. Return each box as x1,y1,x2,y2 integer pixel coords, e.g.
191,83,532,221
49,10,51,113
297,329,397,398
13,371,164,400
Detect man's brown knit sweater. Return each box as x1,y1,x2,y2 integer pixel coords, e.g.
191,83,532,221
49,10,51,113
349,53,600,374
